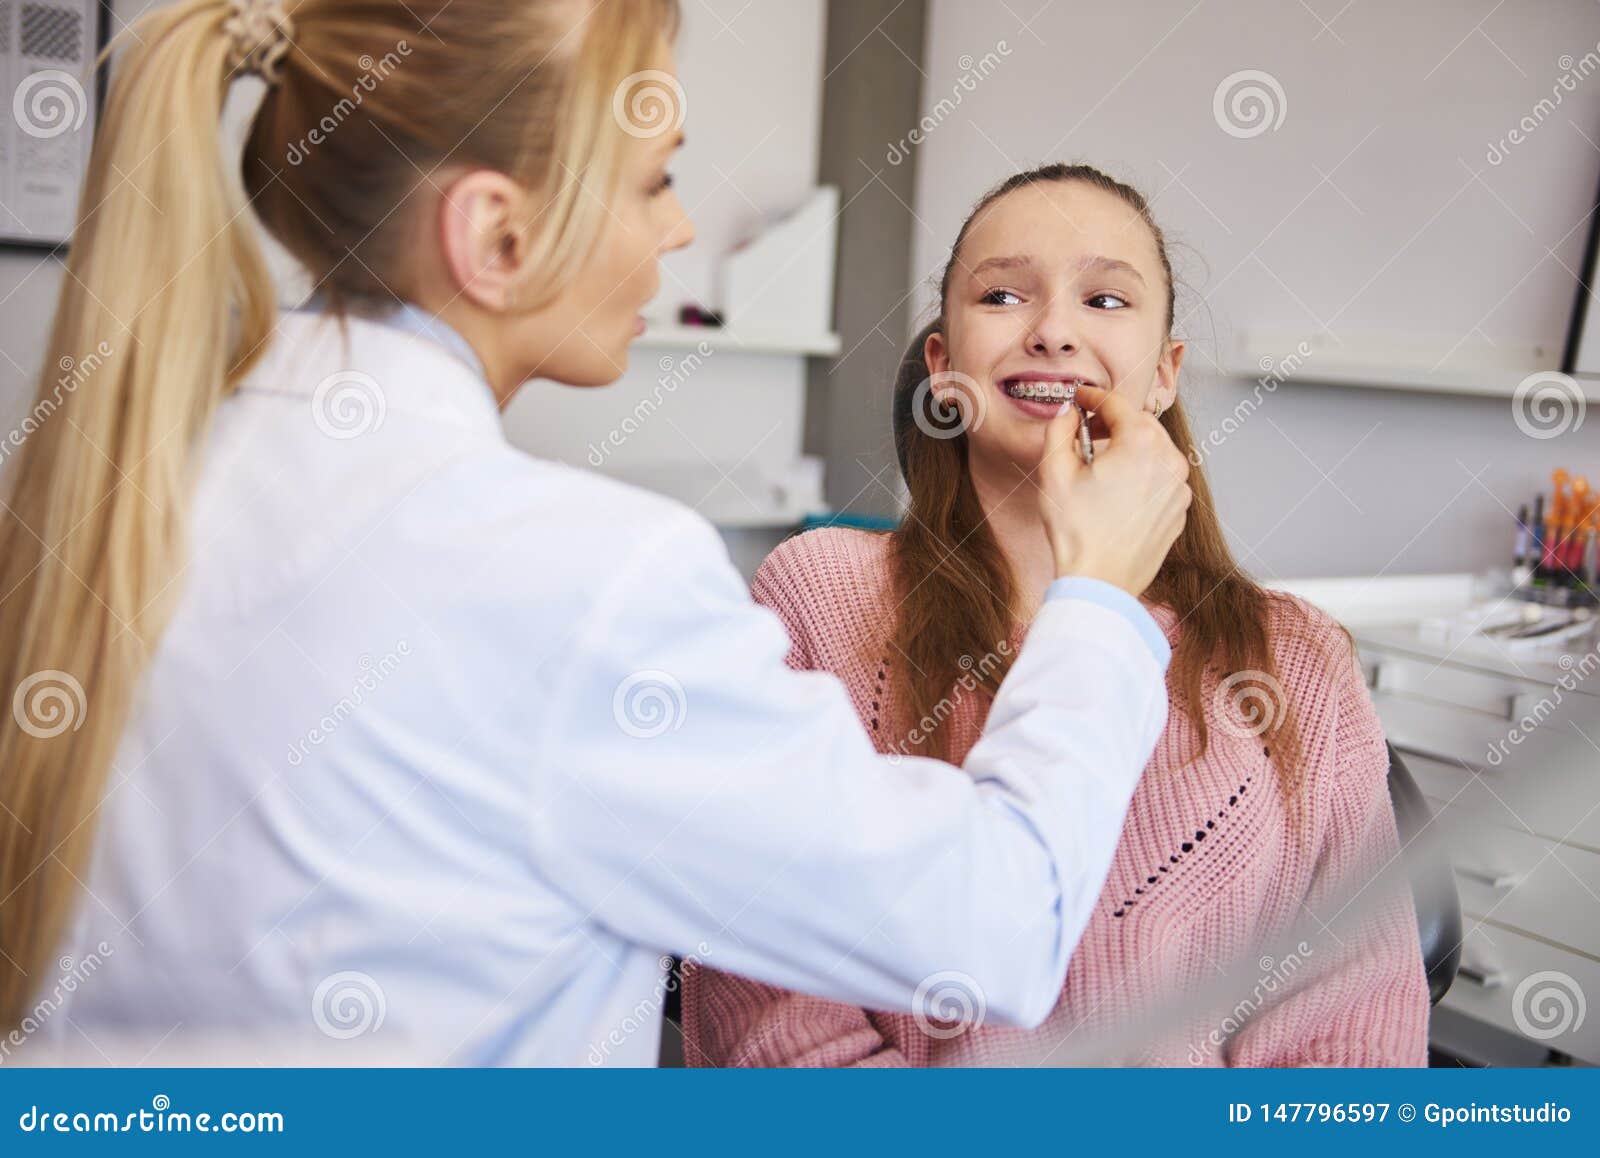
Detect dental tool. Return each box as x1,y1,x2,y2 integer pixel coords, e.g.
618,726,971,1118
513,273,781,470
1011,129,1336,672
1075,396,1094,466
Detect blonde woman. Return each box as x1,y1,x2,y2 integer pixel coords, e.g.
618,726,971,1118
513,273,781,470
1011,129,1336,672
0,4,1193,1063
682,164,1430,1067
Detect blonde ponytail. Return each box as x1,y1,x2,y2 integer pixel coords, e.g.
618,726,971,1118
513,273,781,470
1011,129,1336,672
0,0,678,1029
0,0,277,1026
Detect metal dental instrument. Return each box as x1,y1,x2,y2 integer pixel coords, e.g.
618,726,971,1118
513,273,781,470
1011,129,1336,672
1073,393,1094,466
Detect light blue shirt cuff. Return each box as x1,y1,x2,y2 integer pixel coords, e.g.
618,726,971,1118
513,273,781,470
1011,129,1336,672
1044,577,1172,667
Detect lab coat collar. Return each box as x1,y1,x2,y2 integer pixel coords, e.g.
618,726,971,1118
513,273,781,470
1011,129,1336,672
238,306,504,439
292,293,490,382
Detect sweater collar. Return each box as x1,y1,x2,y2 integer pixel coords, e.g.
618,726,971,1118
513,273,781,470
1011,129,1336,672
1143,600,1181,644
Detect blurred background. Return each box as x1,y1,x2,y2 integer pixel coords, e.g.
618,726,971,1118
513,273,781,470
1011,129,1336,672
5,1,1600,582
4,0,1600,1068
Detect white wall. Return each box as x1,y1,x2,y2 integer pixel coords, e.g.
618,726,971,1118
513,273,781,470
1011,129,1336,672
910,0,1600,579
1,0,828,538
0,257,62,431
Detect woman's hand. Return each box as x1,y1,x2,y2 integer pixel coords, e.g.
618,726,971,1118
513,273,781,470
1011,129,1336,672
1035,384,1191,597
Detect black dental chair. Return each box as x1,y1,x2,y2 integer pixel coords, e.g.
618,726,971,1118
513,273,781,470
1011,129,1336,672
1386,742,1461,1004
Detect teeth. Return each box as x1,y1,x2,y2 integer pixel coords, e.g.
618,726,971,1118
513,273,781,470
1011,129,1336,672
1006,380,1079,401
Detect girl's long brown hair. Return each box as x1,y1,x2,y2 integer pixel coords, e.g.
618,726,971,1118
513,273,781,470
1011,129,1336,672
0,0,678,1030
889,163,1325,800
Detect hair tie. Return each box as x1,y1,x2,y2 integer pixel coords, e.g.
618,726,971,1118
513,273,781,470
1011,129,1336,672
224,0,295,86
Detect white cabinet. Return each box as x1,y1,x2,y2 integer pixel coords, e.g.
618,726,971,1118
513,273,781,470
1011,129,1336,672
1355,627,1600,1064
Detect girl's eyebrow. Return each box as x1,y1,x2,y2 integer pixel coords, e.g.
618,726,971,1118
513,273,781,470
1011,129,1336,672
968,253,1146,284
1081,255,1146,284
968,254,1032,278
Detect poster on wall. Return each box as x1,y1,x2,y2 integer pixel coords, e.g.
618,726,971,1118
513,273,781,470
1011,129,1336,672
0,0,107,250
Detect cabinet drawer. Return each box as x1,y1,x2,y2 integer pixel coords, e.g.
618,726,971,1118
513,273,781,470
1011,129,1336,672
1444,922,1600,1064
1399,743,1600,852
1369,652,1532,718
1425,806,1600,960
1365,645,1600,773
1370,693,1504,771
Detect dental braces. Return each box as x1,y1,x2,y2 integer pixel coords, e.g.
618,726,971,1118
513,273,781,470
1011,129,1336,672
1006,380,1080,401
1003,379,1094,465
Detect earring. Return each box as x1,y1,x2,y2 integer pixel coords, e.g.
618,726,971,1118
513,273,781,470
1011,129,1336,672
1151,400,1166,420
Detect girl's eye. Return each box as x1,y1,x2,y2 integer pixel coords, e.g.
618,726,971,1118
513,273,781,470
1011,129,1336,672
650,172,676,196
1087,293,1129,310
980,288,1021,306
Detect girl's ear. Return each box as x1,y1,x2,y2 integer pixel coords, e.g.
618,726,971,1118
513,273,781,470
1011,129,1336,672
1152,339,1184,410
923,328,949,377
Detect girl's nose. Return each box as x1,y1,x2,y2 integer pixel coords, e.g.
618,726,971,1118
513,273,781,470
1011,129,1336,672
1030,316,1081,353
1026,300,1079,354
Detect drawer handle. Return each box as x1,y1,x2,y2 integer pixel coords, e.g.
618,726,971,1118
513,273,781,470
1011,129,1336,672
1455,865,1522,890
1456,963,1506,989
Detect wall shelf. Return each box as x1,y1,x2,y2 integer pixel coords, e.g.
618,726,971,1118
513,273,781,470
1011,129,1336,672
638,323,841,357
1228,331,1582,400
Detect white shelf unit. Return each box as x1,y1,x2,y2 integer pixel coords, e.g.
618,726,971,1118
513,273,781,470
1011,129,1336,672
1229,331,1578,400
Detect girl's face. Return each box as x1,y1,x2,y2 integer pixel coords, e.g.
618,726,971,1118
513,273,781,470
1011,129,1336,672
925,180,1183,478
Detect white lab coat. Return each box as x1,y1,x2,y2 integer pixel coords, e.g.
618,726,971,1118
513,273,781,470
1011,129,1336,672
40,308,1169,1065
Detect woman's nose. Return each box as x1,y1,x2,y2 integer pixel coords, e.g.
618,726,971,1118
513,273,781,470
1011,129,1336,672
664,194,695,254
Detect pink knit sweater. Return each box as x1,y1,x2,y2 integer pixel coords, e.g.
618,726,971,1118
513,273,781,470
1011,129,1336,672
681,527,1430,1067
